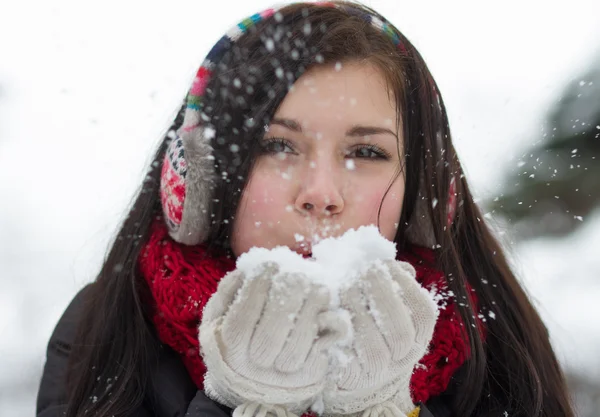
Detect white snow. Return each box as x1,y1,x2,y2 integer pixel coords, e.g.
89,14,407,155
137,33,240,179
310,395,325,415
236,225,397,297
203,126,216,140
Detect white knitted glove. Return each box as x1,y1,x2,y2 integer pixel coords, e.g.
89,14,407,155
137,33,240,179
199,262,350,417
322,260,438,417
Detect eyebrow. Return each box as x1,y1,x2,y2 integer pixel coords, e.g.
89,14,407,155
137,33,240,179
271,117,398,138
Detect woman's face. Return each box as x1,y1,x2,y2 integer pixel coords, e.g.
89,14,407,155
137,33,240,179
230,62,405,257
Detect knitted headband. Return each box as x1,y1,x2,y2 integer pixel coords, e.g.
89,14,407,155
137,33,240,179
159,1,457,248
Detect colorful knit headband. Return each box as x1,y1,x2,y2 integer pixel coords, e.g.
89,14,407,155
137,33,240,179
159,1,456,248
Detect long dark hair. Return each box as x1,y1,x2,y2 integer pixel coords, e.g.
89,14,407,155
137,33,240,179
64,2,574,416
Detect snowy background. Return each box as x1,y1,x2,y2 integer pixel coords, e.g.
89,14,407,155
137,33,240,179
1,0,599,415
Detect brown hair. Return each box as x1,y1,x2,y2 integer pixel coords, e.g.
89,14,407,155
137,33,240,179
63,2,574,416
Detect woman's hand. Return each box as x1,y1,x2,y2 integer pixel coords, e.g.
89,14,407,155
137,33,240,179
199,262,350,416
323,260,438,417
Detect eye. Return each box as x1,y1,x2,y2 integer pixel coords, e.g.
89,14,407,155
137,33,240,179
347,145,390,160
259,138,297,155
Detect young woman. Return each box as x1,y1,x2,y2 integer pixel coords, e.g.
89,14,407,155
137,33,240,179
36,2,574,416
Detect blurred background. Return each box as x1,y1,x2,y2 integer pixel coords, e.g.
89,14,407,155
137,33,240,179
1,0,599,415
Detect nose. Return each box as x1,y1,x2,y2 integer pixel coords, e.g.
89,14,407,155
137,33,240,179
294,161,344,216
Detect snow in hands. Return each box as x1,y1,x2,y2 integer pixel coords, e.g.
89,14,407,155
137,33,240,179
231,226,441,415
235,225,398,300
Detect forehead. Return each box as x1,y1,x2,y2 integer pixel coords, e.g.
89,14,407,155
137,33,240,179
272,62,398,133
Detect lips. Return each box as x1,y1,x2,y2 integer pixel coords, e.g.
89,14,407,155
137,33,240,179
292,243,313,258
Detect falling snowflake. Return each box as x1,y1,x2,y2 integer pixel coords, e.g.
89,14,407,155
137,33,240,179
203,127,216,140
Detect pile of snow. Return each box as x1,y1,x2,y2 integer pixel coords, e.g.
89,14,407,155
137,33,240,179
236,226,398,299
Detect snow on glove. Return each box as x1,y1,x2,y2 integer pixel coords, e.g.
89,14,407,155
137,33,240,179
199,261,350,416
322,260,438,417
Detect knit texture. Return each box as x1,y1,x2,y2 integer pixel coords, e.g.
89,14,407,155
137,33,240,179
400,247,472,402
321,260,438,416
138,219,477,405
199,264,350,413
138,219,236,385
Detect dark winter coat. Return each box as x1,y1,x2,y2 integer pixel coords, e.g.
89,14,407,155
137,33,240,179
37,286,449,417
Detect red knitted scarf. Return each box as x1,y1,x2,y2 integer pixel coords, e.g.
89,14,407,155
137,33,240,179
138,220,475,404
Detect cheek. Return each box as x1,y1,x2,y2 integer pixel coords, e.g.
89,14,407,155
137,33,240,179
231,171,290,255
350,175,404,241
